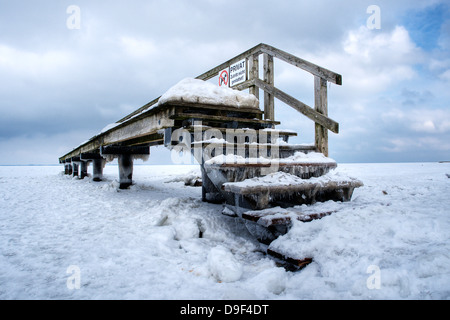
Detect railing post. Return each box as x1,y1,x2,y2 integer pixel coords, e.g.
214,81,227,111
263,53,275,121
314,76,328,157
248,54,259,101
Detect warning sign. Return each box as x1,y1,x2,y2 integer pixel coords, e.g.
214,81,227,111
229,59,246,87
218,59,247,87
218,68,229,87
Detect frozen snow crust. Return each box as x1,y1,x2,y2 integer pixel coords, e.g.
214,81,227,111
0,163,449,299
158,78,260,109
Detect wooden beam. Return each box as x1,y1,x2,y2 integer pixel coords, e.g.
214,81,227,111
260,44,342,85
253,79,339,134
195,44,263,82
100,145,150,155
248,54,259,100
117,96,160,123
263,53,275,121
169,112,280,126
314,76,329,156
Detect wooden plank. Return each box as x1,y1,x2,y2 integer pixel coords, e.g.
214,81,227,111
159,100,263,115
254,79,339,134
267,248,313,269
101,145,150,155
102,107,175,146
242,209,335,228
248,54,259,100
117,96,160,123
184,125,297,135
263,53,275,121
59,106,176,162
224,177,362,195
260,44,342,85
170,112,280,125
195,44,263,82
314,76,329,156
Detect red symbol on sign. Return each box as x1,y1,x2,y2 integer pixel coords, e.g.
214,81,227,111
219,69,229,87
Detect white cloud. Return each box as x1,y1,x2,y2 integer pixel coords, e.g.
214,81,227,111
336,26,422,93
439,69,450,81
0,44,73,79
119,36,157,58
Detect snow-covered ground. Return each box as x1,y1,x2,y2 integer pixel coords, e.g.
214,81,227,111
0,162,449,299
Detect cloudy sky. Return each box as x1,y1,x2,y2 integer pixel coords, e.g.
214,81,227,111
0,0,449,165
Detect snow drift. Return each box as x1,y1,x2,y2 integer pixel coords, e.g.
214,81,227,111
0,163,449,299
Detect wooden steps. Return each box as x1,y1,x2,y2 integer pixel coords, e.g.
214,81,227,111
242,207,335,227
267,249,313,270
170,112,280,127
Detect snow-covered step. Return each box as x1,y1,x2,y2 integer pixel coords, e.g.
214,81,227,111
203,152,337,186
242,207,335,227
185,125,298,142
266,249,313,271
223,171,363,210
239,206,335,247
193,140,316,159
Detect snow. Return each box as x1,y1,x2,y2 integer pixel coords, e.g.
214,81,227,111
223,169,358,190
205,151,336,166
0,162,449,299
158,78,260,109
99,122,120,134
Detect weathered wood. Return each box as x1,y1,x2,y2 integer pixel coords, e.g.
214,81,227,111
71,161,79,177
195,44,263,82
184,125,298,137
314,76,329,157
159,100,263,116
102,107,175,147
170,112,280,126
248,54,259,100
80,152,104,160
224,177,362,195
259,44,342,85
79,160,89,179
60,44,343,163
194,43,342,85
92,158,106,182
117,96,160,123
59,105,176,162
267,248,313,269
118,154,133,189
263,53,275,121
242,209,335,227
253,78,339,134
101,145,150,155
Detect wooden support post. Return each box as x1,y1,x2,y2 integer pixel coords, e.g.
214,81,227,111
100,145,150,189
200,164,224,203
118,154,133,189
314,76,328,157
81,152,106,182
263,53,274,122
92,158,106,182
248,54,259,101
72,161,79,177
79,160,89,179
64,163,71,175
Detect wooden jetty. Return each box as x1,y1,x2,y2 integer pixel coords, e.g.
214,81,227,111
59,43,362,269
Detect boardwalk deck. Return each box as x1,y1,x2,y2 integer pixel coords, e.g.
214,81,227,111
58,44,364,269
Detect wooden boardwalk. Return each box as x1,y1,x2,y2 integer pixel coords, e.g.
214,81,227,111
59,44,362,269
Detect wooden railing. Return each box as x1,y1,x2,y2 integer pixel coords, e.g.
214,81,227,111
118,43,341,157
